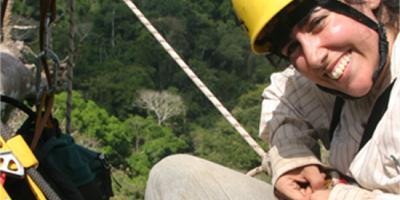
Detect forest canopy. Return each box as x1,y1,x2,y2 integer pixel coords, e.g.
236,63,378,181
10,0,276,199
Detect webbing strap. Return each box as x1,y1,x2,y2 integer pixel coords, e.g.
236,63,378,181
39,0,57,86
359,80,396,150
0,95,35,118
33,0,58,151
319,0,380,33
328,80,396,151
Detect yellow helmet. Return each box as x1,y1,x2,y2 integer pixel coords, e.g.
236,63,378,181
232,0,293,54
232,0,389,98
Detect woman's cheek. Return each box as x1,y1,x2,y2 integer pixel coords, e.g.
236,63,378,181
293,58,308,74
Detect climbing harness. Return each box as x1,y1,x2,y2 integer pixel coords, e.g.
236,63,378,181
1,96,61,200
329,79,397,150
0,0,61,198
0,133,53,200
1,0,112,198
1,95,113,200
122,0,271,175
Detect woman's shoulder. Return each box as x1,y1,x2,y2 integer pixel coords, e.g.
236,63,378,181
264,65,336,110
267,66,327,99
269,66,308,89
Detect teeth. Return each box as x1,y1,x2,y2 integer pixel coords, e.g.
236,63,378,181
329,53,351,80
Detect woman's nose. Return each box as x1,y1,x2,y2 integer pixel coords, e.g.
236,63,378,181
300,35,328,69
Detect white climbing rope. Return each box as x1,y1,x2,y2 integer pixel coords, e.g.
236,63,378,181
122,0,270,175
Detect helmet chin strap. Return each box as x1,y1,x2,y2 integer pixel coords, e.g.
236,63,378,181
314,0,389,99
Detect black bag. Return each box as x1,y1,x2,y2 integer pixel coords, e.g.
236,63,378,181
36,132,114,200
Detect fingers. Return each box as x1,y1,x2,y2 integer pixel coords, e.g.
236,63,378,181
302,165,326,190
275,165,328,200
276,174,311,200
300,186,313,199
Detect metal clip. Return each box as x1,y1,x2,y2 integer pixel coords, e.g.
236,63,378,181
0,150,24,177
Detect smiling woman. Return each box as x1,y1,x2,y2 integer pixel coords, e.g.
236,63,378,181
239,0,396,98
144,0,399,200
240,0,400,199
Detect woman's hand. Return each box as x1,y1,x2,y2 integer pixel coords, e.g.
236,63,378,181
275,165,326,200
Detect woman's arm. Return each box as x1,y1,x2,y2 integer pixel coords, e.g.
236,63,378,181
259,67,334,185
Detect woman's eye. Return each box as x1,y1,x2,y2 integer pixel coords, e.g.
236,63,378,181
285,41,300,57
309,16,326,32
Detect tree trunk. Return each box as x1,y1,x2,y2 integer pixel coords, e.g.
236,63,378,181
1,0,13,43
111,8,115,47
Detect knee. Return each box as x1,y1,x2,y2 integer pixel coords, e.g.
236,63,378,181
148,154,197,178
145,154,199,199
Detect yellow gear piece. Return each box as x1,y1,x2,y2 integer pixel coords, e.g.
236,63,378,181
0,135,46,200
0,184,11,200
6,135,38,168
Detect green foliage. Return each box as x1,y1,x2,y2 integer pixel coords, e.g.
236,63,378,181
232,84,269,150
54,92,190,198
61,0,273,120
233,84,268,136
123,115,189,199
16,0,281,198
110,169,137,200
78,61,154,118
12,0,39,21
189,84,269,174
190,122,260,171
124,116,189,170
54,92,131,163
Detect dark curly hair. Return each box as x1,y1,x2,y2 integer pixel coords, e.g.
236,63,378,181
350,0,399,31
378,0,399,31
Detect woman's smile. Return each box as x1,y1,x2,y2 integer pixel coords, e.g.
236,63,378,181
325,51,351,80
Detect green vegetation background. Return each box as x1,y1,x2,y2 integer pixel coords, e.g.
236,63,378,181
14,0,276,199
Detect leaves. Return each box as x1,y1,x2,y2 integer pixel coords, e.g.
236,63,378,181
14,0,281,198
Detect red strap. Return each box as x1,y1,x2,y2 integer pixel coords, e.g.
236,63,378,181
338,178,348,184
0,173,6,185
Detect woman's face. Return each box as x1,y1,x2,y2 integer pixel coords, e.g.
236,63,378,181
282,3,380,97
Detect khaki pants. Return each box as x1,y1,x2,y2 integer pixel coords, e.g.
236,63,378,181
145,154,277,200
